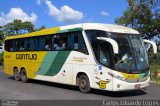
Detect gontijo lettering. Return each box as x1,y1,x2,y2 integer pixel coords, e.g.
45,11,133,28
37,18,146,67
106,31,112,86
16,54,37,60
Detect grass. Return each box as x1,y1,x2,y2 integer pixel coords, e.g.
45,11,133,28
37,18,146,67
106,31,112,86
150,65,160,84
0,65,4,71
0,53,3,71
149,52,160,84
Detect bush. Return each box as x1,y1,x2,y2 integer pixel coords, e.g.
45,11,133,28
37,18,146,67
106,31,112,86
149,52,160,83
0,52,3,65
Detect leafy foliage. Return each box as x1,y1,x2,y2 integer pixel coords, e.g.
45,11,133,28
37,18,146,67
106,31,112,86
0,19,46,49
115,0,160,39
2,19,34,36
1,19,46,37
149,52,160,83
35,25,46,31
0,19,46,65
0,52,3,65
0,19,46,46
0,26,4,46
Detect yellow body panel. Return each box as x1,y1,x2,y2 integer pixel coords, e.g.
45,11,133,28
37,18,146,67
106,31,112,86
4,27,62,78
120,72,140,80
4,50,47,78
5,27,60,40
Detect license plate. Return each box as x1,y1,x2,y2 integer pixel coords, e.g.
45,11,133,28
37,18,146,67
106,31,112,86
135,84,141,89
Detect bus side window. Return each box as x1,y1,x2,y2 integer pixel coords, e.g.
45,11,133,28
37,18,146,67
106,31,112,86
9,40,14,52
71,31,88,54
51,36,55,50
34,38,39,51
38,37,45,51
24,39,30,51
30,39,36,51
68,33,74,50
15,40,20,51
12,41,16,51
19,40,24,51
5,40,11,52
78,32,86,50
54,34,67,50
99,43,111,68
74,33,78,49
53,35,58,50
45,36,52,51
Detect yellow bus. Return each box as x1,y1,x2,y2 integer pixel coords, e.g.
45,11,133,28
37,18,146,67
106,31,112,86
4,23,157,93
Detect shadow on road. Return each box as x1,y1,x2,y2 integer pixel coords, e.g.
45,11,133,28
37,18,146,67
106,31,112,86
7,76,147,97
91,89,147,97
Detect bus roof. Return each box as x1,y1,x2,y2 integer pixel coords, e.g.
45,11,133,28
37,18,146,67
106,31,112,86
5,23,139,40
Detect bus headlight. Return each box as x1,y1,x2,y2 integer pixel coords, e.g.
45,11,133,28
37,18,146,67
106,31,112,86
108,72,126,81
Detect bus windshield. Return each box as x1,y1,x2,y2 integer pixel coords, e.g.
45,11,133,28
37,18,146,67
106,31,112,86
110,33,149,73
85,30,149,74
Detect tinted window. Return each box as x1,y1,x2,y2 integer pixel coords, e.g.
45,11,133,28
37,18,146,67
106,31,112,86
68,32,86,51
99,43,111,67
5,31,87,53
54,34,67,50
85,30,111,67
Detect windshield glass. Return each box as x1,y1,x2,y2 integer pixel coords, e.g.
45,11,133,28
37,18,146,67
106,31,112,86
85,30,149,73
110,33,149,73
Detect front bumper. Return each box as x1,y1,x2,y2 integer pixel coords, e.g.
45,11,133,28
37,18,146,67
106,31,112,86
112,77,150,91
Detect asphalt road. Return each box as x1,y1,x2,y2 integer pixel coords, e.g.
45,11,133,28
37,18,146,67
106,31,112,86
0,71,160,106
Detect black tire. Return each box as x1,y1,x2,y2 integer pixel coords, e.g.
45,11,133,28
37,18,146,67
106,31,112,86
13,68,21,81
20,68,28,83
78,75,91,93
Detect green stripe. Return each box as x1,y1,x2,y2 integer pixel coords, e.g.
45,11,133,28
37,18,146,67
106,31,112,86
36,51,71,76
36,51,58,75
57,28,82,33
68,28,82,32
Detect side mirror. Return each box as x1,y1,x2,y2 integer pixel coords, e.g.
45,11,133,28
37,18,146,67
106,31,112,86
96,37,119,54
143,39,157,54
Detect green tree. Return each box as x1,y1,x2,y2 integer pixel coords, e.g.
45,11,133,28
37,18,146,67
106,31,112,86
115,0,160,39
35,25,46,31
2,19,46,37
0,19,46,49
22,21,34,33
3,19,35,36
0,26,4,47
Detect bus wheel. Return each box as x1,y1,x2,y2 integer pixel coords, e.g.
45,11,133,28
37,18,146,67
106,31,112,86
20,68,28,83
79,75,91,93
13,68,21,81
